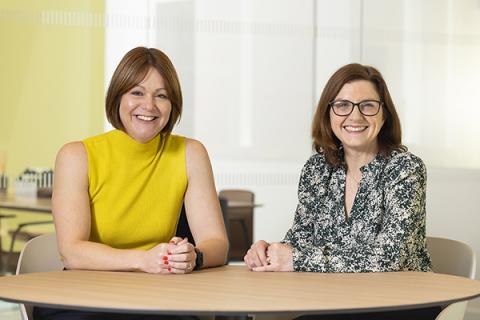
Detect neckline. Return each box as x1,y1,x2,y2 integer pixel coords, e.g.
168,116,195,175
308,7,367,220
110,130,164,156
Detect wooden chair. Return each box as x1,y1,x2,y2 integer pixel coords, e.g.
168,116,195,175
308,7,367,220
218,189,254,261
0,212,16,273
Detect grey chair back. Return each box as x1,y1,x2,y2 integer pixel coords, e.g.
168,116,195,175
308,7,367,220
427,236,476,279
16,233,63,320
427,236,476,320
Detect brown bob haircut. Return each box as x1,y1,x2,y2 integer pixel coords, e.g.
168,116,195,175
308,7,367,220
312,63,405,167
106,47,182,134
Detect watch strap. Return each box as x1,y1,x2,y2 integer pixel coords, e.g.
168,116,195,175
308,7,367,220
194,247,203,270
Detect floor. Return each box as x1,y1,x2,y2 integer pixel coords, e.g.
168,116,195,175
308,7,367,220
0,251,21,320
0,301,21,320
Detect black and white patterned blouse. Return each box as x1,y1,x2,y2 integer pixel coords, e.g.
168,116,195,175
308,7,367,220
282,150,432,273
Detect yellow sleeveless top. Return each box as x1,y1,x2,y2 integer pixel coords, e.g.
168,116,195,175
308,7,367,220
82,130,187,250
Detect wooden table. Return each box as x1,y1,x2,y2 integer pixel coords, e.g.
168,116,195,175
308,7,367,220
227,201,262,209
0,194,52,213
0,196,258,214
0,266,480,316
0,195,53,273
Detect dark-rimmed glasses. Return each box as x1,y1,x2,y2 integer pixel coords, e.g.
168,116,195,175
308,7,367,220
329,99,383,116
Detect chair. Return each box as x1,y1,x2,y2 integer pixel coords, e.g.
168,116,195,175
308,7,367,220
218,189,254,260
7,220,54,274
176,197,230,248
0,212,16,273
16,233,63,320
9,220,53,252
427,236,477,320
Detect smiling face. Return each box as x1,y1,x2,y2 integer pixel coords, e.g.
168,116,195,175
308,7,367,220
330,80,385,155
119,67,172,143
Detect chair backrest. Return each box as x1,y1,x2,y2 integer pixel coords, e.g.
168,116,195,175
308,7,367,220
16,233,64,320
176,197,230,247
427,236,477,320
219,189,254,203
427,236,476,279
176,204,194,245
218,197,230,233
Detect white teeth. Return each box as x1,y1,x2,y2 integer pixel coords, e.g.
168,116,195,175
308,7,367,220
344,126,367,132
136,115,156,121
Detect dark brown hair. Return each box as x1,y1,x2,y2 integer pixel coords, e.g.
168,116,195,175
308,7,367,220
312,63,405,167
106,47,182,134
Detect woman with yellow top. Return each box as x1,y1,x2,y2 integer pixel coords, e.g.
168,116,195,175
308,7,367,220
35,47,228,320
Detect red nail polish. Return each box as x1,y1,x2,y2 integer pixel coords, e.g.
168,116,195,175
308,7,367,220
167,251,172,255
164,261,169,265
163,256,168,260
168,268,171,271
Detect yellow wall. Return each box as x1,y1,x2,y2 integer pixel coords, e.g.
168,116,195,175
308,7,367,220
0,0,105,251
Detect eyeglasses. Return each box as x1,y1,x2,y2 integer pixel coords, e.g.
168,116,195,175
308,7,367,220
329,99,383,116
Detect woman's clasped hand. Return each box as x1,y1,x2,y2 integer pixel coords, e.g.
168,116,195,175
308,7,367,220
142,237,197,274
244,240,293,272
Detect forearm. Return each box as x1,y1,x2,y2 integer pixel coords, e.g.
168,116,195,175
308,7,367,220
291,244,330,272
196,237,229,268
292,241,405,273
59,240,144,271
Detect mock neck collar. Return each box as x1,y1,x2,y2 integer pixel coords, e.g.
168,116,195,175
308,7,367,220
110,129,164,157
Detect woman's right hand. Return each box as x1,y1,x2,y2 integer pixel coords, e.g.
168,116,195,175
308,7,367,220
244,240,269,270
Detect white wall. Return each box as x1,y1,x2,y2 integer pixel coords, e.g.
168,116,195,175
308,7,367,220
193,0,314,241
362,0,480,169
105,0,480,316
105,0,315,242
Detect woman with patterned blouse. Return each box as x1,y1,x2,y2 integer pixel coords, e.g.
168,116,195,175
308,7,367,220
244,63,439,319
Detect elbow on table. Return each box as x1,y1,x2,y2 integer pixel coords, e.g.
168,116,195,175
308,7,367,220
57,243,84,270
203,237,229,268
58,253,76,270
215,239,230,267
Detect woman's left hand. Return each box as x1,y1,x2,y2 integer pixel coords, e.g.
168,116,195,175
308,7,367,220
164,237,197,274
252,242,294,272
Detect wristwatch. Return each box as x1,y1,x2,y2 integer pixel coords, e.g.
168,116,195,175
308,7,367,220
194,247,203,270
